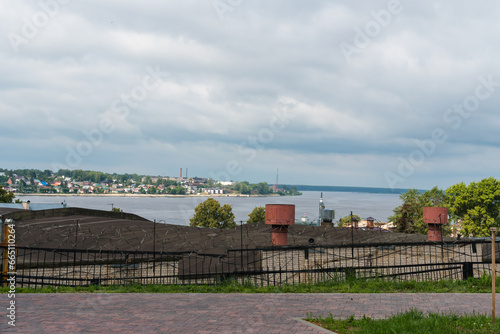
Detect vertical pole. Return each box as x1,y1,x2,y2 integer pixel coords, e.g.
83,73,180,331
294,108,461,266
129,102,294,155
492,228,497,324
351,211,354,260
73,219,79,284
153,220,156,253
153,219,156,279
240,221,243,272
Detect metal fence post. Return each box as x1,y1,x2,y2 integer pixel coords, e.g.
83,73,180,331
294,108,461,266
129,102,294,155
462,262,473,281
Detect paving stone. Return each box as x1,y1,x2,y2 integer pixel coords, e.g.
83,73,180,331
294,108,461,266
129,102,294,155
0,293,498,333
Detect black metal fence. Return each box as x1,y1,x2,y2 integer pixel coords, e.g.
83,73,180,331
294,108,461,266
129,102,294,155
2,240,499,288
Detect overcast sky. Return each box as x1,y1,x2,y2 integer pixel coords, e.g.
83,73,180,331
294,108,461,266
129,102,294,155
1,0,499,189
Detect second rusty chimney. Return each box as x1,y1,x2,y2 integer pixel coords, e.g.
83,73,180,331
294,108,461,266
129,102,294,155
423,207,448,241
265,204,295,246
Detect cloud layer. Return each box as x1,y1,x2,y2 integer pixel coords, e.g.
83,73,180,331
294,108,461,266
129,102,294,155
1,0,499,189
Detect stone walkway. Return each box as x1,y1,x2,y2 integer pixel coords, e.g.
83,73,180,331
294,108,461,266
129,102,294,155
1,293,496,333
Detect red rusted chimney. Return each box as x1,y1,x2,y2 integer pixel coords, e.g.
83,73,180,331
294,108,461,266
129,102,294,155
265,204,295,246
423,207,448,241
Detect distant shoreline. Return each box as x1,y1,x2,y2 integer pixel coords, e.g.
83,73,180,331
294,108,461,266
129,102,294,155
15,193,285,198
291,184,419,194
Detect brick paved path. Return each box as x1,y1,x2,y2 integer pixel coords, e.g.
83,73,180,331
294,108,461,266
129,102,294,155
0,293,496,333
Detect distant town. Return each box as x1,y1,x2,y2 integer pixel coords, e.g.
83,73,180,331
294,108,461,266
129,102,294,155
0,168,301,197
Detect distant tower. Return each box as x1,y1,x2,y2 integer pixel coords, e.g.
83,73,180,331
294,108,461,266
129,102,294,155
318,192,325,224
179,168,182,182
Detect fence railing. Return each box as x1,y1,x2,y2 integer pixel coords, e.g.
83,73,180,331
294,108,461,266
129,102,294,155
1,240,499,288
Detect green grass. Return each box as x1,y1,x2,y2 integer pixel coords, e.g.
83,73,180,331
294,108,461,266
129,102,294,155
306,309,500,333
1,274,499,293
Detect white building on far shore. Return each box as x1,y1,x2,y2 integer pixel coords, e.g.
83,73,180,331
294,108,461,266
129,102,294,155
218,181,234,186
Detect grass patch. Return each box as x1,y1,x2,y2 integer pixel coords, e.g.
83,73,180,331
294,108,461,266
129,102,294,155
306,309,500,333
1,275,499,293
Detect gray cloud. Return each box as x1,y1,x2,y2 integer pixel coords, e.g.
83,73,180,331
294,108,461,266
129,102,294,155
1,0,500,189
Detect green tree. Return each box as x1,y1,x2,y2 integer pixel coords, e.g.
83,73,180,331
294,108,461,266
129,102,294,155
0,186,15,203
389,187,446,234
247,206,265,223
390,189,426,234
18,180,25,193
169,186,186,195
190,198,236,229
155,177,164,186
446,177,500,237
277,185,302,196
337,214,361,227
252,182,271,195
111,207,123,213
234,181,251,195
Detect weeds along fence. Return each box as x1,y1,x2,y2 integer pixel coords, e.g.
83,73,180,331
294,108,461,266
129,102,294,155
2,240,499,288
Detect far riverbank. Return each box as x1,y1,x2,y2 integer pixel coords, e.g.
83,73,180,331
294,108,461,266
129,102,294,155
16,191,402,225
15,193,285,198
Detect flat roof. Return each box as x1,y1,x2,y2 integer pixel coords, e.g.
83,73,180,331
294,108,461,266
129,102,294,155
4,207,443,256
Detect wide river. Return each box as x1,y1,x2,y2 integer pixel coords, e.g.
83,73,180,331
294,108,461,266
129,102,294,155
17,191,403,225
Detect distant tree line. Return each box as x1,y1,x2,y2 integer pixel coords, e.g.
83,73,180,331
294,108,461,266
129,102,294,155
230,181,301,195
276,185,301,196
55,169,143,184
231,181,272,195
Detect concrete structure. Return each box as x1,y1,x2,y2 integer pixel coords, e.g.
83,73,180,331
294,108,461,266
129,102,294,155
0,202,66,211
265,204,295,246
423,207,448,241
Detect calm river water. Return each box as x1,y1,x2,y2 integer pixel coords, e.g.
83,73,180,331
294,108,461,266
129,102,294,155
17,191,403,225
